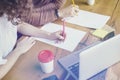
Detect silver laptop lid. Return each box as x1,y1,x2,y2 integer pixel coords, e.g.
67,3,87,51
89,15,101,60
79,34,120,80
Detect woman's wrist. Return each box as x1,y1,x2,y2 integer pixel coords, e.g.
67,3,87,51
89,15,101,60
45,32,53,40
38,30,52,40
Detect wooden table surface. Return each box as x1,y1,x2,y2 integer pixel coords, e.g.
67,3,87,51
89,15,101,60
2,0,120,80
65,0,120,34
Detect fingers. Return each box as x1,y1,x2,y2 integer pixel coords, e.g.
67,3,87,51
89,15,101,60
55,31,67,42
56,31,64,40
59,4,79,18
74,7,79,13
71,5,79,16
73,7,79,15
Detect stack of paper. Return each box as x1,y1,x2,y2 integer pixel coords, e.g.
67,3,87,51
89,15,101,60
64,10,110,29
33,23,86,52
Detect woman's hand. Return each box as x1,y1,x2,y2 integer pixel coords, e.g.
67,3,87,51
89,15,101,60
58,5,79,18
14,37,36,55
48,30,66,41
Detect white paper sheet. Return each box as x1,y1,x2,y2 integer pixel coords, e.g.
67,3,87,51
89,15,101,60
33,23,86,52
64,10,110,29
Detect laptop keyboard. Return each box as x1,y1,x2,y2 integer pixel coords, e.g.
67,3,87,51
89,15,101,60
68,63,79,78
68,62,107,80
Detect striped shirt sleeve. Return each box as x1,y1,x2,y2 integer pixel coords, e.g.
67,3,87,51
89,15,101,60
23,0,66,26
33,0,66,10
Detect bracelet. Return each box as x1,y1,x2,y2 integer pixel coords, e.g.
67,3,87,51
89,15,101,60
55,9,59,18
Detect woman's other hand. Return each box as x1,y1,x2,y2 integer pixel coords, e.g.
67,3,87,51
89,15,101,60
58,5,79,18
48,30,66,41
14,37,36,55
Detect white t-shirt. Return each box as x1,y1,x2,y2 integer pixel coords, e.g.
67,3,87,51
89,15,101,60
0,14,17,65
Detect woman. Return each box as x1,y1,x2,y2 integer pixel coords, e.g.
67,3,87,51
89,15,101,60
22,0,79,26
0,0,65,79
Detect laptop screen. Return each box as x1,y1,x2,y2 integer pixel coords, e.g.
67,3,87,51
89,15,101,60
58,34,120,80
79,34,120,80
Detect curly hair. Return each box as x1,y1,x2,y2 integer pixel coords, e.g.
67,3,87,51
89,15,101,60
0,0,29,20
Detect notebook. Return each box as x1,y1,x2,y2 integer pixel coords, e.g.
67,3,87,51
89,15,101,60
64,10,110,29
58,34,120,80
33,23,86,52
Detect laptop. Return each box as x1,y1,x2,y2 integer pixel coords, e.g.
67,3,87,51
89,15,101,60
58,34,120,80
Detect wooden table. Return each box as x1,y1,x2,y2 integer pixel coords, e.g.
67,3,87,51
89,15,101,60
2,0,120,80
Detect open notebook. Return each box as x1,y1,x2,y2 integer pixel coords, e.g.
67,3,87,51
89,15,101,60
32,23,86,52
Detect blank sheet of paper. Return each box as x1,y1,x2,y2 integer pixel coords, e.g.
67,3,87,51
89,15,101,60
65,10,110,29
33,23,86,52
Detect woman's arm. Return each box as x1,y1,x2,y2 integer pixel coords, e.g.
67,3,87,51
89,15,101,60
23,1,79,26
0,37,35,79
0,49,21,79
17,22,64,40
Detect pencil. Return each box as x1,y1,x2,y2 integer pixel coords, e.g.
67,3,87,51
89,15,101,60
62,20,65,36
62,20,66,41
72,0,75,6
